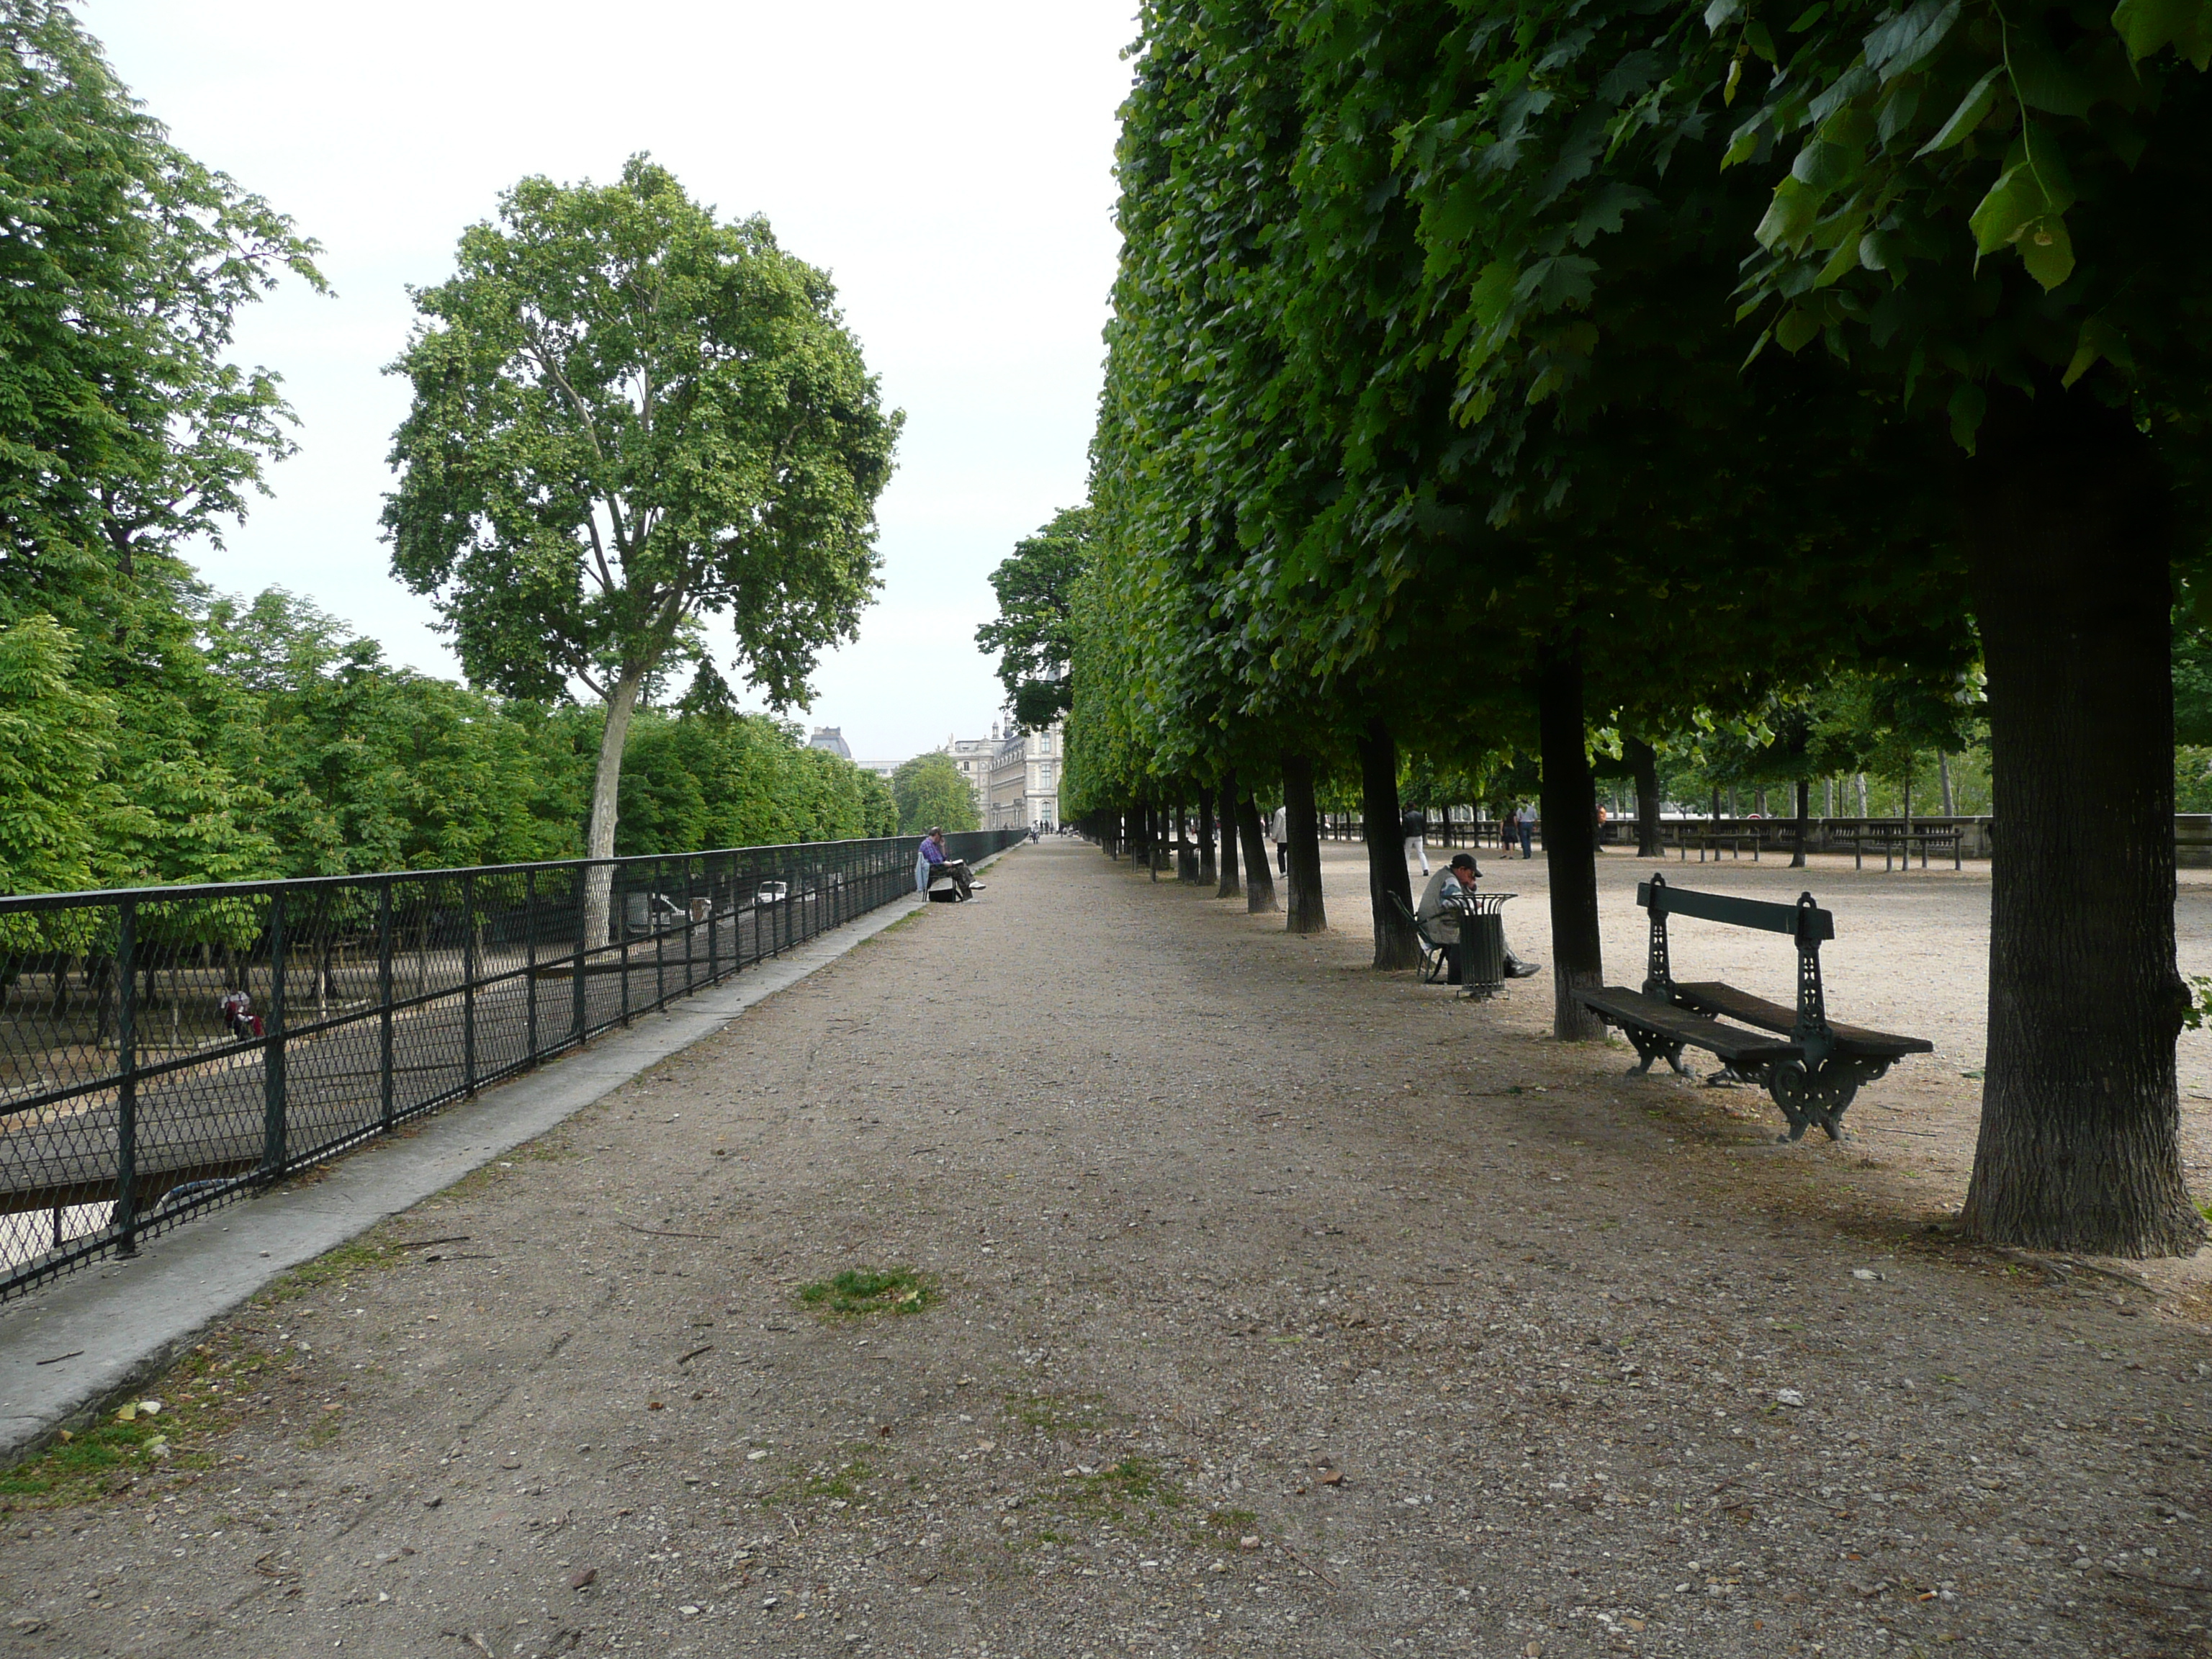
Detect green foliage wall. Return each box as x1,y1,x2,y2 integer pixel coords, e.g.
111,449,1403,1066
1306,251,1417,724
0,590,902,896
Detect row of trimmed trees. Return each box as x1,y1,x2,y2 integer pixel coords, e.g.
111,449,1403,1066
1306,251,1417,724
1032,0,2212,1259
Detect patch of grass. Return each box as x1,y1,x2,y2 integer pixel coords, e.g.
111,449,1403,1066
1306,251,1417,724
1057,1457,1184,1534
1194,1506,1259,1544
0,1335,288,1508
263,1236,407,1301
796,1267,938,1318
764,1458,873,1507
1004,1391,1106,1434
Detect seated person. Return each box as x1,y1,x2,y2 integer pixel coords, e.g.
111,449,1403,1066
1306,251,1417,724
1416,853,1539,981
917,827,984,900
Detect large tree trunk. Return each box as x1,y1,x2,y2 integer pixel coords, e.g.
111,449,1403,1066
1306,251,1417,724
1215,773,1242,899
1959,388,2202,1257
1281,755,1326,935
583,667,644,948
1537,642,1605,1039
1627,735,1661,858
1791,777,1810,870
1236,794,1277,913
1357,718,1421,969
1197,787,1218,887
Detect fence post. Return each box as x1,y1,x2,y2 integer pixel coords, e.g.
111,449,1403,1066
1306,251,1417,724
524,867,539,1064
707,854,720,984
462,872,478,1094
572,866,588,1042
379,878,395,1132
619,865,632,1025
112,900,139,1256
261,891,287,1181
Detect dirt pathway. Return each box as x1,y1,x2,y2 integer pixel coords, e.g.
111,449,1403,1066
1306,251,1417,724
2,840,2208,1659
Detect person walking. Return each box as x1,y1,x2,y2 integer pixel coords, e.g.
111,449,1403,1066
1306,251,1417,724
1501,805,1519,857
1401,804,1429,876
1519,801,1537,859
1269,803,1290,875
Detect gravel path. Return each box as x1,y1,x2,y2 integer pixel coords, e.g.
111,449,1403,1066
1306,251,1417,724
4,839,2209,1659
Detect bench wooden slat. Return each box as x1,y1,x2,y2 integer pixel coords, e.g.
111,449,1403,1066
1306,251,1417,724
1575,987,1801,1066
1671,981,1935,1058
1637,881,1833,941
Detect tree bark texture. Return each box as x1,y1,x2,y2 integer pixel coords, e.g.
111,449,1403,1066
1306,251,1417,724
1791,778,1810,870
1959,388,2203,1257
1281,755,1326,935
1215,774,1243,899
1536,642,1605,1040
1236,794,1277,913
583,667,644,948
1627,736,1661,858
1357,719,1421,969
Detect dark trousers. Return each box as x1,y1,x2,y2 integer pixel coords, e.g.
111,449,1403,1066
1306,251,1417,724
931,859,974,899
1276,842,1289,873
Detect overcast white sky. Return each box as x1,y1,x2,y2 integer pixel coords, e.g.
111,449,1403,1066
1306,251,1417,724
88,0,1133,769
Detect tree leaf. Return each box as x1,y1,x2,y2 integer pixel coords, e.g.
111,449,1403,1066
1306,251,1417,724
1755,176,1820,249
1705,0,1745,31
2112,0,2212,68
1947,379,1987,452
1865,0,1962,80
1915,67,2004,154
1775,307,1822,351
2007,27,2096,114
1967,163,2049,254
2061,315,2131,386
2016,213,2076,289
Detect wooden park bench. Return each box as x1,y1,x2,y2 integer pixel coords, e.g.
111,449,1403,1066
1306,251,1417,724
1385,891,1452,984
1835,822,1964,871
1572,873,1932,1141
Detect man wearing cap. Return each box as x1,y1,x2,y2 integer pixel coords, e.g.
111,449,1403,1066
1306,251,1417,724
915,827,982,901
1416,853,1539,983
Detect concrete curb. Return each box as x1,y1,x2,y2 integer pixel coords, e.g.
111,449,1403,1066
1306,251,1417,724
0,845,1020,1466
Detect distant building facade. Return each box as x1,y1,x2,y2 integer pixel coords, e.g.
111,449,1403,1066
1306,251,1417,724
945,731,999,819
806,727,853,760
933,720,1063,828
987,721,1062,830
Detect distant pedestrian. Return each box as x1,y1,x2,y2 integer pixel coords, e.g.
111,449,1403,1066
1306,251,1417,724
1401,805,1429,876
1519,802,1537,859
1501,806,1519,855
1269,804,1290,875
218,989,262,1040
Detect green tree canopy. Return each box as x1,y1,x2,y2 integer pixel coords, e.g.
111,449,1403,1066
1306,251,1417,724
976,504,1093,729
385,156,901,939
891,751,979,835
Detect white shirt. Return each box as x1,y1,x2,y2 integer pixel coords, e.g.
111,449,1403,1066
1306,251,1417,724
1269,806,1289,843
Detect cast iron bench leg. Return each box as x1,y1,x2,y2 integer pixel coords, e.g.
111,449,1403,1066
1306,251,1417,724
1622,1023,1689,1076
1767,1056,1889,1142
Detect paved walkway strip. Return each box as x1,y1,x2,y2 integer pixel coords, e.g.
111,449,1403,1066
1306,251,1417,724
0,840,2203,1658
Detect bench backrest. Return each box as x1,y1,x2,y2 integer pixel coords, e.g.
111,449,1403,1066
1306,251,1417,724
1637,872,1833,1045
1636,880,1833,947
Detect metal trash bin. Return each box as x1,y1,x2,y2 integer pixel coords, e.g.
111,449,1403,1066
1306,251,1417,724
1455,892,1516,1000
